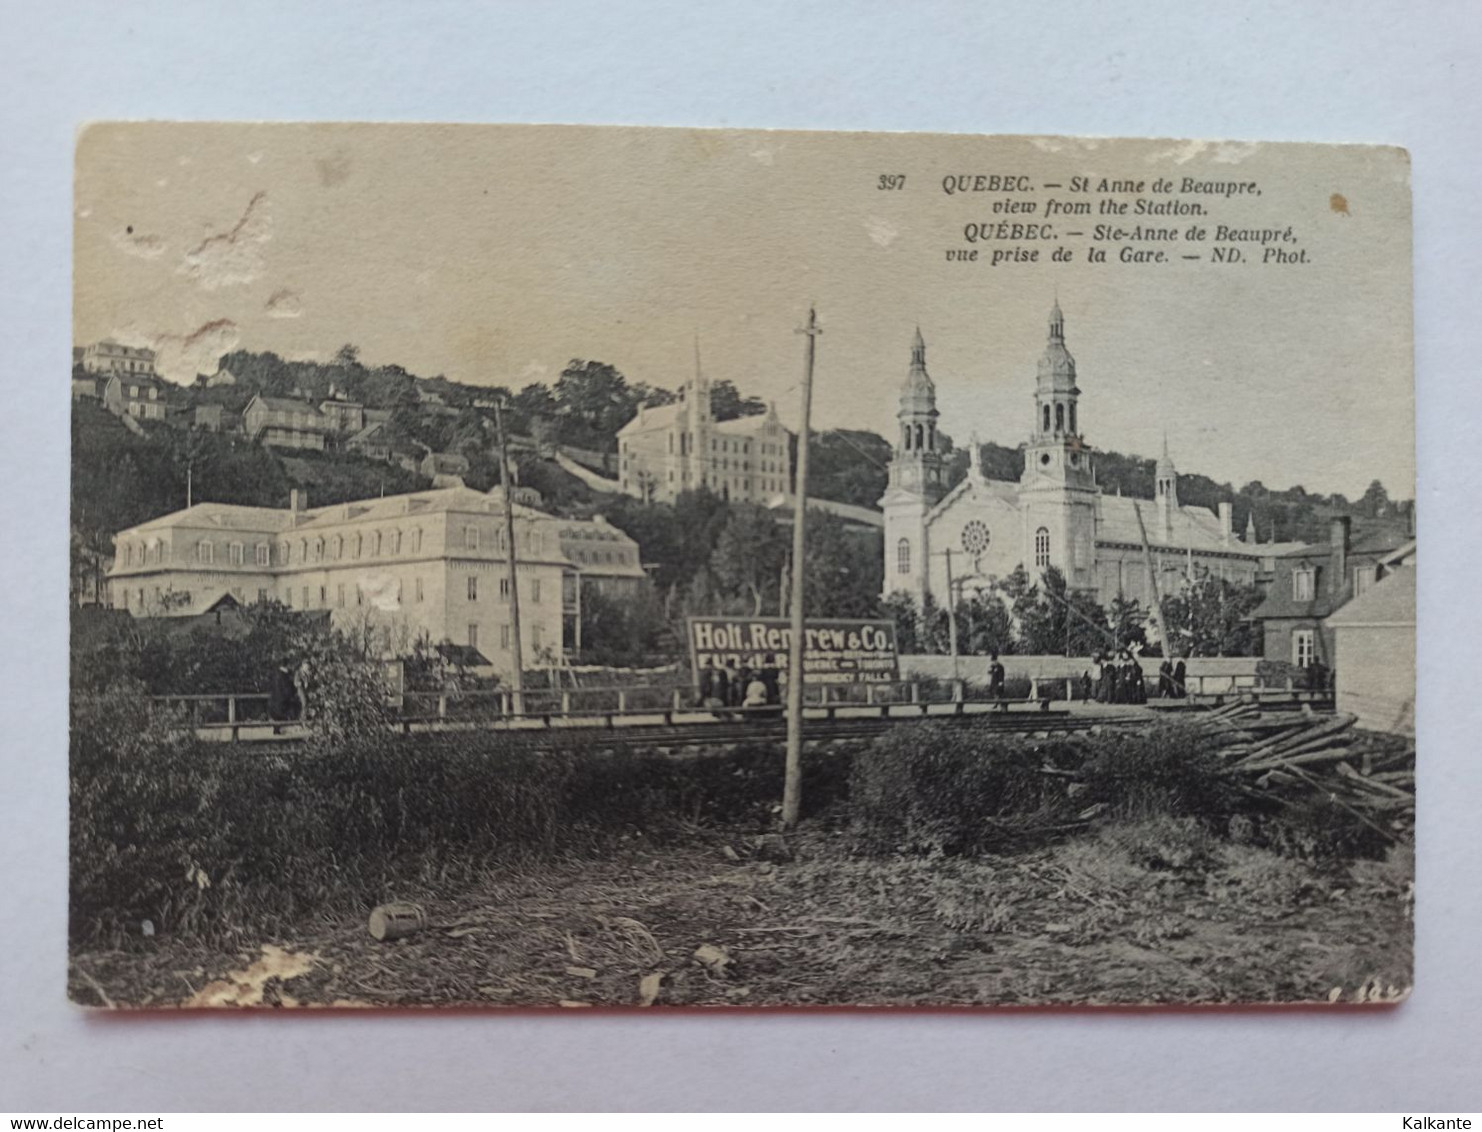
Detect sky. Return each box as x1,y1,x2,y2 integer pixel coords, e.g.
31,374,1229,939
74,123,1414,499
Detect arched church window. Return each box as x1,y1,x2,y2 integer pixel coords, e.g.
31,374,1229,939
1055,404,1065,433
1035,527,1051,569
914,423,924,450
1069,404,1077,434
1043,404,1051,433
896,538,911,575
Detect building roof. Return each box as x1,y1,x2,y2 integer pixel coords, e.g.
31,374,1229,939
618,401,685,435
107,371,166,390
714,410,785,437
1327,566,1415,628
123,502,297,536
1093,494,1249,555
249,394,327,418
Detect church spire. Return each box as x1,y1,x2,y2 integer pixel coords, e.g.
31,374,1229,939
888,326,944,502
1048,297,1065,342
1244,511,1258,544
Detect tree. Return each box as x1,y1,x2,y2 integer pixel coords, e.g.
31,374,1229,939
555,359,636,449
709,379,766,422
1360,479,1391,518
995,565,1109,655
1158,567,1266,657
576,581,667,666
879,591,922,655
802,511,884,618
710,504,788,614
1108,595,1148,651
808,429,892,509
958,589,1014,655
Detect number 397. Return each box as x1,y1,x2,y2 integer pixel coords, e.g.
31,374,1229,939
878,174,906,190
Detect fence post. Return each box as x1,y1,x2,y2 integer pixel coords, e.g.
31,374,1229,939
673,687,683,713
561,690,572,717
227,695,236,725
617,689,627,714
909,681,920,704
437,695,447,720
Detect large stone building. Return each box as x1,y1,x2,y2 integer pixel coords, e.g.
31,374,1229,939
616,360,792,505
82,339,157,378
881,304,1289,615
106,485,644,678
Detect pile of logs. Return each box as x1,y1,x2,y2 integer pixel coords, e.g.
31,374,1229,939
1200,703,1415,839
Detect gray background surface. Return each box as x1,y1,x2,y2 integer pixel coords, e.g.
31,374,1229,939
2,0,1477,1112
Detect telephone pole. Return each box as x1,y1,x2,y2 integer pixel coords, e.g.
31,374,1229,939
939,548,960,684
494,399,526,715
782,306,821,830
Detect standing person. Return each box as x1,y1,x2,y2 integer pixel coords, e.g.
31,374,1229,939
1125,653,1147,705
269,664,297,721
734,663,753,709
697,659,717,708
987,652,1006,701
1172,657,1188,699
293,658,312,721
1158,658,1175,699
760,653,781,706
1096,654,1114,704
713,662,731,712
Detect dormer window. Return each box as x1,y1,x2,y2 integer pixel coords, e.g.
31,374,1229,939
1292,566,1316,601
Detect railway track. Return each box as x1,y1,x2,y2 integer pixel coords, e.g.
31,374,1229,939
202,703,1144,750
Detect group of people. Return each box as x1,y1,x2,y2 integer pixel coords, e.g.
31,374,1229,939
1087,651,1187,704
697,655,783,713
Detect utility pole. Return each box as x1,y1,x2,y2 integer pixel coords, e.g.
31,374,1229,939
782,306,821,830
494,399,526,715
940,549,960,684
1133,501,1170,657
186,464,192,509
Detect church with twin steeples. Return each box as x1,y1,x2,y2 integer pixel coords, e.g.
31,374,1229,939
879,301,1272,612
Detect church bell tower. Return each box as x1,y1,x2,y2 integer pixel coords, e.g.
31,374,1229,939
1020,301,1099,591
888,327,947,500
880,328,946,603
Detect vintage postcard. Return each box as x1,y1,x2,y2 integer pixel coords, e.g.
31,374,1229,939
70,124,1413,1009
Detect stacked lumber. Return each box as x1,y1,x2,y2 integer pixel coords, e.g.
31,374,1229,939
1208,711,1415,838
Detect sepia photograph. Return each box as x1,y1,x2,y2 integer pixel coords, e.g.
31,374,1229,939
68,123,1415,1009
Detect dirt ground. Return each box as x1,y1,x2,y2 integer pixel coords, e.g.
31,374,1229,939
69,827,1413,1011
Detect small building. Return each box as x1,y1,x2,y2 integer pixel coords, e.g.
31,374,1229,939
102,372,168,421
1326,550,1415,734
192,403,238,432
421,451,471,479
346,421,394,461
319,396,366,434
1251,518,1413,673
243,393,330,451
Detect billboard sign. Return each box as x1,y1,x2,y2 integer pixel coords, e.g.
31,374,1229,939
687,616,899,686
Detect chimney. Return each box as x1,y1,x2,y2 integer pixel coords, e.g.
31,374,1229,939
290,488,306,515
1218,501,1233,544
1329,516,1350,596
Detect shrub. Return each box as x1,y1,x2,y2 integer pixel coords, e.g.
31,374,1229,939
849,722,1080,855
68,701,863,945
1076,722,1239,824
